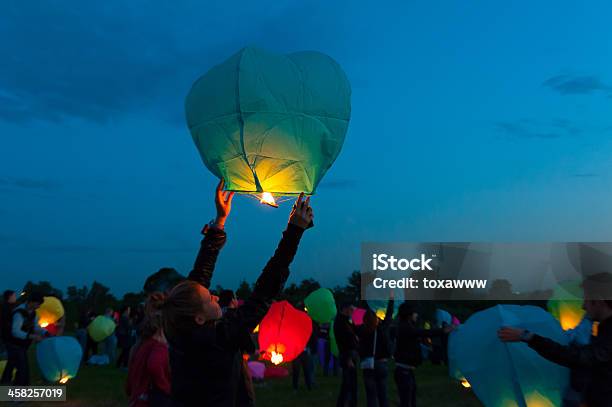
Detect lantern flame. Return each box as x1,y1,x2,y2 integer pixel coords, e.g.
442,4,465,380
59,376,69,384
270,351,284,365
40,321,49,328
260,192,278,208
460,379,471,388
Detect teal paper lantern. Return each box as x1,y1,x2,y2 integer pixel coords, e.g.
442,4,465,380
185,46,351,199
435,308,452,327
448,305,569,407
36,336,82,383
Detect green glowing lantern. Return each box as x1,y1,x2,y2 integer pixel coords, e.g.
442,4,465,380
547,280,585,331
87,316,116,343
304,288,337,324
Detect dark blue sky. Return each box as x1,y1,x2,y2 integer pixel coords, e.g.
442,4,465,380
2,1,612,295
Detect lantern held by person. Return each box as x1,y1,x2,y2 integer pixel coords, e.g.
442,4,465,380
258,301,312,365
304,288,337,324
87,316,116,342
36,336,82,383
36,296,64,328
448,305,569,407
185,46,351,204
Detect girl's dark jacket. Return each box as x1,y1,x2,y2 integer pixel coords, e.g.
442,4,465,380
168,224,304,407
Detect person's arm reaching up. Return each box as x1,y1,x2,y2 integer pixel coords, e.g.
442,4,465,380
382,293,395,327
234,193,314,334
188,180,234,288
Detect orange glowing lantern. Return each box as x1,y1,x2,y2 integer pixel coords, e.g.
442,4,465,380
258,301,312,365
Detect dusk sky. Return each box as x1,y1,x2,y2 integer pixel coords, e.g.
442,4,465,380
2,1,612,295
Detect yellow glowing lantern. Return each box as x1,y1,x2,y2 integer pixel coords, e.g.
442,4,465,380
36,296,65,328
461,378,471,388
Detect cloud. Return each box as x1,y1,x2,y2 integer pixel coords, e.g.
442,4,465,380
543,75,611,95
0,177,61,191
0,1,349,125
495,120,567,139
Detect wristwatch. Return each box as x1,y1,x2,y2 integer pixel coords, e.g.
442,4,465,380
520,329,533,342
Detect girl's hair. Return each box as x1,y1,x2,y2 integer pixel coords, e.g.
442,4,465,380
139,292,166,340
162,280,207,339
362,309,378,334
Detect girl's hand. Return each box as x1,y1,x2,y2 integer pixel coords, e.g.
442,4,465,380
215,179,234,226
289,193,314,229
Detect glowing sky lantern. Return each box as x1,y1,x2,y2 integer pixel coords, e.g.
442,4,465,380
352,308,366,326
36,296,64,328
36,336,82,384
366,294,402,319
448,305,569,407
258,301,312,365
435,308,452,327
547,280,585,330
304,288,337,324
87,316,116,342
185,46,351,206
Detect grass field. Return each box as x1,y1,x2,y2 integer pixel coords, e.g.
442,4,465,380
18,353,483,407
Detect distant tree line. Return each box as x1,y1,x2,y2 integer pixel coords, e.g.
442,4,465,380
16,271,547,330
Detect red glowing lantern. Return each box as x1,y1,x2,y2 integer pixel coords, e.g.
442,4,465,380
258,301,312,365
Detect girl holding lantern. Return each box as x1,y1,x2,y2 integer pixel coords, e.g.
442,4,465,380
161,180,314,406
